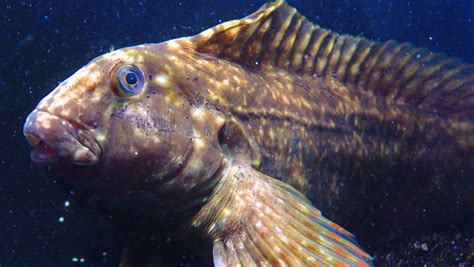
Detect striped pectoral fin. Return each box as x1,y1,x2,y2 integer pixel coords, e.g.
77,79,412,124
191,160,372,266
190,1,474,119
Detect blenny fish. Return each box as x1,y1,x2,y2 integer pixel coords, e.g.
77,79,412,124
23,1,473,266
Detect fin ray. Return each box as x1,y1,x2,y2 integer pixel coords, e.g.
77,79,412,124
191,160,373,266
264,200,366,265
190,1,474,120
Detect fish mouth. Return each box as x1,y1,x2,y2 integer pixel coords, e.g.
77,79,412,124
23,110,102,166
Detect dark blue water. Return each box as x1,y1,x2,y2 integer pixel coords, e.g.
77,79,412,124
1,1,473,266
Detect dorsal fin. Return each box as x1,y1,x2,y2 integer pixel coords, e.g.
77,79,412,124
190,1,474,120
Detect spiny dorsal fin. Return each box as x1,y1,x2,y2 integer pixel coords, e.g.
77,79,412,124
191,1,474,119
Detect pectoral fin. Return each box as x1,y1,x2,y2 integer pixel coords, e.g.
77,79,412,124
191,160,372,266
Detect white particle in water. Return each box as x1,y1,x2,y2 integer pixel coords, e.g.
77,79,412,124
58,217,64,223
64,201,70,207
421,243,428,251
80,258,85,263
72,257,78,262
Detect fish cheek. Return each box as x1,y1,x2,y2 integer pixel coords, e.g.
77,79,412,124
102,104,191,180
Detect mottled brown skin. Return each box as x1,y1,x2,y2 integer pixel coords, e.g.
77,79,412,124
25,44,230,228
23,2,473,265
186,2,474,242
163,38,474,240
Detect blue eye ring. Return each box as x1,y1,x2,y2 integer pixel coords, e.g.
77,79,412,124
114,65,144,97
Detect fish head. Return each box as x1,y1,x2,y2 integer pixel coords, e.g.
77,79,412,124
23,43,224,195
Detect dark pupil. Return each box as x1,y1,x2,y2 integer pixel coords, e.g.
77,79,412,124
126,72,138,85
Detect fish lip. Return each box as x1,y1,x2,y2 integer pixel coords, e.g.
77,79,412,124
23,109,103,167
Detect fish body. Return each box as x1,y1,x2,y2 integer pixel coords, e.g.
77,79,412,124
23,1,473,266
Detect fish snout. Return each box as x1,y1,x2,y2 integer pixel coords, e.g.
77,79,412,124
23,110,102,166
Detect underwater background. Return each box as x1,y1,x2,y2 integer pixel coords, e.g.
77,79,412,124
1,0,473,266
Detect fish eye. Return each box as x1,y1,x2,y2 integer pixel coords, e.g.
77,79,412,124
113,65,144,97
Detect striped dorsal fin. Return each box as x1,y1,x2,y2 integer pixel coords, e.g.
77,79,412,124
190,1,474,119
